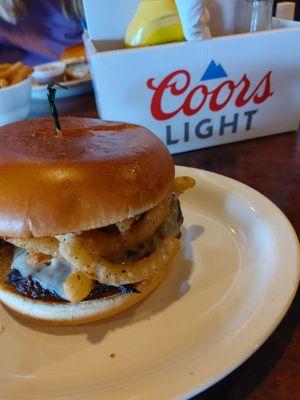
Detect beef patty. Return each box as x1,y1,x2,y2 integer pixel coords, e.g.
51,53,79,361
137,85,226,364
7,269,140,302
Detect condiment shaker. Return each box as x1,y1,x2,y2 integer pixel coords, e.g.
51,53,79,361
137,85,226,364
235,0,274,33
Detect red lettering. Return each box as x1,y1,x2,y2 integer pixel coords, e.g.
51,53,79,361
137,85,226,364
146,70,190,121
253,71,273,104
235,72,273,107
147,69,273,120
209,80,236,112
182,85,208,116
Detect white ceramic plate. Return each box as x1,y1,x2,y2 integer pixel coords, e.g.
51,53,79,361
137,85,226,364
0,166,299,400
31,60,92,100
31,78,92,100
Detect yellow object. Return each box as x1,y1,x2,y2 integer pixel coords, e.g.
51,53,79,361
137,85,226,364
125,0,185,48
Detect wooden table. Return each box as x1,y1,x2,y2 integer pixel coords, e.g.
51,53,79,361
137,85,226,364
31,94,300,400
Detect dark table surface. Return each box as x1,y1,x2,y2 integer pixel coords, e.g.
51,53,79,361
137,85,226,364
31,94,300,400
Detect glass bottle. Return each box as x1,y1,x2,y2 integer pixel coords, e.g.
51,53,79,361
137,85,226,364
235,0,274,33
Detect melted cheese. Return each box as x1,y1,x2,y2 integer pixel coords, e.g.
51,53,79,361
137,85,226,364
12,248,72,300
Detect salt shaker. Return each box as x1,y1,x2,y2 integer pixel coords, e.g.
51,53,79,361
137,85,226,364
235,0,274,33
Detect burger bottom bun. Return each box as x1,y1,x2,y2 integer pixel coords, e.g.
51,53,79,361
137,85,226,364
0,242,179,326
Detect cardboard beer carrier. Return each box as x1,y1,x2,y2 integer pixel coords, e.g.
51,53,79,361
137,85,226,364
83,0,300,154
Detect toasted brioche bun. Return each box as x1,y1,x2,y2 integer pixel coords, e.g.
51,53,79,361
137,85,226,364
0,117,174,238
0,241,179,325
60,43,86,61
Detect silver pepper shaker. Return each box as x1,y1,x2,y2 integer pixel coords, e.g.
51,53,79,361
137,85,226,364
235,0,274,33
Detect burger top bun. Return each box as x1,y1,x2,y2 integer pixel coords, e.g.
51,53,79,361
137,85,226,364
60,43,86,61
0,117,174,238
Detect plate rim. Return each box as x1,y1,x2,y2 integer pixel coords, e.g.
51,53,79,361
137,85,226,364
175,165,300,399
31,77,91,92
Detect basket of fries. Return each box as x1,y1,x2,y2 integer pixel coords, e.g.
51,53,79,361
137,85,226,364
0,62,33,126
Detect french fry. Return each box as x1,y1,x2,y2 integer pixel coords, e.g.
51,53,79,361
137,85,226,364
0,62,33,88
173,176,196,195
0,61,23,80
0,79,9,88
11,65,33,84
0,63,11,71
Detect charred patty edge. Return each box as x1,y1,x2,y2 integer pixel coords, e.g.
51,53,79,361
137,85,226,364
7,269,140,303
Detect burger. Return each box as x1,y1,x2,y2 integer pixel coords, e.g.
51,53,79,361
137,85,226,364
0,117,195,325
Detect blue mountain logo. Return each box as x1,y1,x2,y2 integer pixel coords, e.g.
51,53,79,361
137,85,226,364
200,60,228,81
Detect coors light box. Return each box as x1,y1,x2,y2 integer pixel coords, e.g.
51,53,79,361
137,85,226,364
83,0,300,154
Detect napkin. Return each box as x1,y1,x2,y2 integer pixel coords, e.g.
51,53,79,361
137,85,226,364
175,0,211,40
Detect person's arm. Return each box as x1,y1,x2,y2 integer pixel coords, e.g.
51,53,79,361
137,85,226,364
0,0,29,24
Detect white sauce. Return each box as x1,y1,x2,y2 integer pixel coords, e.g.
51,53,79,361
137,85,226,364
12,248,72,300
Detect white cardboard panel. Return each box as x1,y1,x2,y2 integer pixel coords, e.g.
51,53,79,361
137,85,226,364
86,26,300,154
83,0,140,42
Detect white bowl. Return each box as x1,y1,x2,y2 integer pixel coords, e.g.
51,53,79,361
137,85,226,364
33,61,65,84
0,77,32,126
